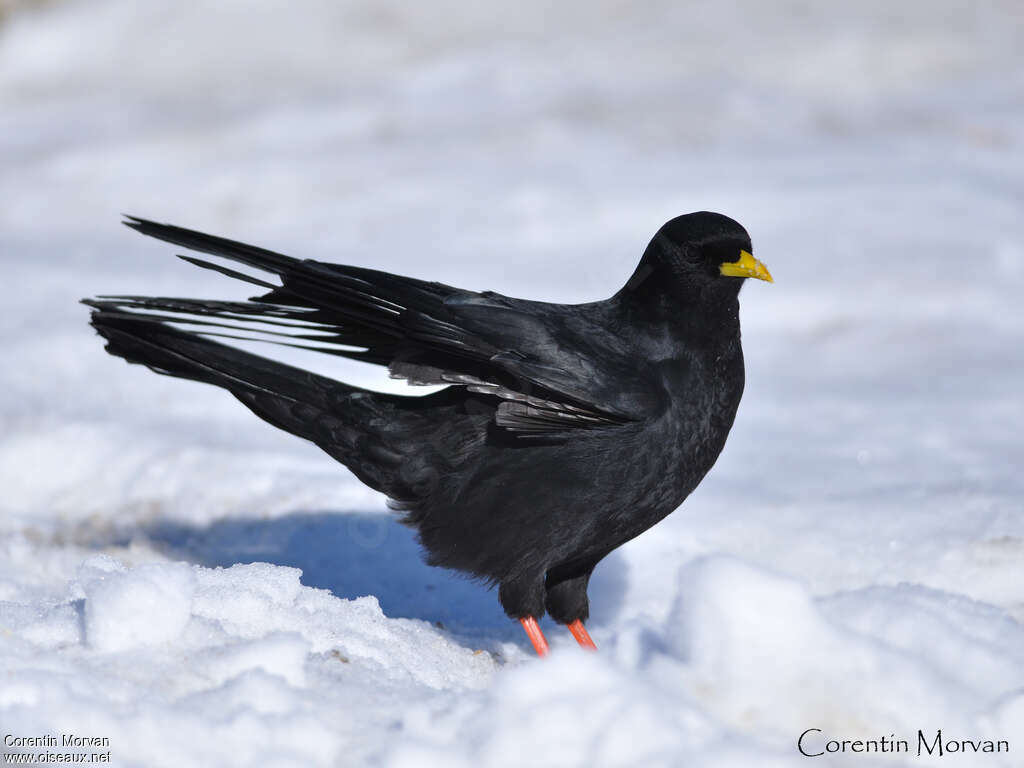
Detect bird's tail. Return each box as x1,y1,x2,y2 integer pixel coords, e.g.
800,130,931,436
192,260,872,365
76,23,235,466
87,305,331,414
85,305,411,499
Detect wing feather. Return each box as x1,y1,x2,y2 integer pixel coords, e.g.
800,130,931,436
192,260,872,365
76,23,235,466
102,217,649,436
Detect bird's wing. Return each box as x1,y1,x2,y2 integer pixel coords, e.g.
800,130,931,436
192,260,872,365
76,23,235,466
386,291,652,436
100,218,650,438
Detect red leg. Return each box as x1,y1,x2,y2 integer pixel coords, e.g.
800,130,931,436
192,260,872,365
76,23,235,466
519,616,549,657
567,619,597,650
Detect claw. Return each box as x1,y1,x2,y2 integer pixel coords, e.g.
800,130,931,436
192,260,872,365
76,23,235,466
519,616,549,657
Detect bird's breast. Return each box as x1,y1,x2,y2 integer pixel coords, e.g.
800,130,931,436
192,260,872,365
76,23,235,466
632,343,745,510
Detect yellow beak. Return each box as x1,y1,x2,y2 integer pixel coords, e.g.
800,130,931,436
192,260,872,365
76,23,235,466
720,250,774,283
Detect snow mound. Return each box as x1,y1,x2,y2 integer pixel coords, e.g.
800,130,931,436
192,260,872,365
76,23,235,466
81,559,196,651
670,558,990,739
2,545,1021,766
1,555,497,766
378,559,1024,767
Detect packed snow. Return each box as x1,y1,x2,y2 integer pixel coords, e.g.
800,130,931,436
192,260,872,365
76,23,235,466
1,1,1022,766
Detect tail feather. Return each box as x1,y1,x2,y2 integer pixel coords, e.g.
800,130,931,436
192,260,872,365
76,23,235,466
82,295,394,364
88,309,415,501
89,310,341,412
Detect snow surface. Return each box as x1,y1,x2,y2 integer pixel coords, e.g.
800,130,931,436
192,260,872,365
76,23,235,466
1,1,1023,766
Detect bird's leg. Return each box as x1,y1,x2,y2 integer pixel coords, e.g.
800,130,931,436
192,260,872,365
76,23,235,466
567,619,597,650
519,616,550,657
544,566,598,650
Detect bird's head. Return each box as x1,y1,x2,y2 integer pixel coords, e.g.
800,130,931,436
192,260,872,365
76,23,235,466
653,211,772,286
623,212,773,302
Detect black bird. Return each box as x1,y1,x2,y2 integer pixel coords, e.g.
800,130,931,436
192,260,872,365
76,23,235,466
83,212,772,655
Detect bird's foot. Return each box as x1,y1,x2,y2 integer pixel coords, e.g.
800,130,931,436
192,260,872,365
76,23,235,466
567,619,597,650
519,616,549,657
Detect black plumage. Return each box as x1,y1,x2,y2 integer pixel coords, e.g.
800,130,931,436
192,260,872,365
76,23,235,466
83,211,772,652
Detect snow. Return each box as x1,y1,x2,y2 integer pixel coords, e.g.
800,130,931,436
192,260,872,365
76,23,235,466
82,559,196,652
1,0,1023,765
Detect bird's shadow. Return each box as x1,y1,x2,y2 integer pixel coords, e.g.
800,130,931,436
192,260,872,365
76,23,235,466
142,510,629,644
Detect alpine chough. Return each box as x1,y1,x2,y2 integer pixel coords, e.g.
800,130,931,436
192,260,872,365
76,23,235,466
83,211,772,656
